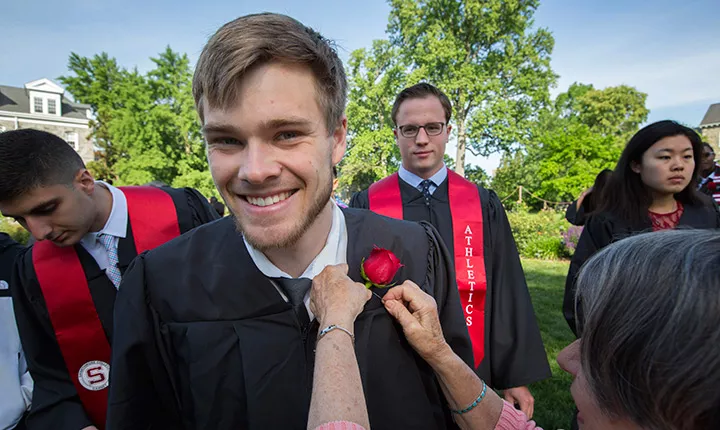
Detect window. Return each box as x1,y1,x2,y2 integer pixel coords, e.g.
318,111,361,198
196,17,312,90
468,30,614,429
33,97,43,113
65,132,79,150
48,99,57,115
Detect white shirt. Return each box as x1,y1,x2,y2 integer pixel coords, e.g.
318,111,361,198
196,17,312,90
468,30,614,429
79,182,128,278
243,201,348,321
398,163,448,195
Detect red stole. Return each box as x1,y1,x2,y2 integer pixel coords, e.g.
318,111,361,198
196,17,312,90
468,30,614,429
32,186,181,427
368,170,488,368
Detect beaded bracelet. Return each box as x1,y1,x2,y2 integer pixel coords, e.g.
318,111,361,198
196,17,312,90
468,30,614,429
450,380,487,415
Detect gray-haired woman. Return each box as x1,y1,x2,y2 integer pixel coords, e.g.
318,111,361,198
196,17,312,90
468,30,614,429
307,229,720,430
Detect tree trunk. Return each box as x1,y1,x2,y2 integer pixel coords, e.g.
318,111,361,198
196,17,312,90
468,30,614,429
455,118,467,177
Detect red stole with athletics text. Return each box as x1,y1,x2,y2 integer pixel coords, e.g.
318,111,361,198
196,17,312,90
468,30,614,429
368,170,487,368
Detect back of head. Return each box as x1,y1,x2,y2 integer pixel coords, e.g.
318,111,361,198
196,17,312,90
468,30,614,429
0,129,85,202
577,229,720,429
599,120,705,226
192,13,347,132
391,83,452,126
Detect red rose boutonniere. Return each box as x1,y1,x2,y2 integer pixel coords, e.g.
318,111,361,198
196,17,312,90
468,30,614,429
360,246,404,289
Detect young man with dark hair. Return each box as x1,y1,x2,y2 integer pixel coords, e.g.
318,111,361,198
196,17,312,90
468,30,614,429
351,83,551,418
107,13,472,429
0,129,219,429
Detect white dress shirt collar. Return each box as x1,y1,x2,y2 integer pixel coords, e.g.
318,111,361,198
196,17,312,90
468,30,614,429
398,163,448,194
243,202,349,320
244,201,348,279
80,182,128,247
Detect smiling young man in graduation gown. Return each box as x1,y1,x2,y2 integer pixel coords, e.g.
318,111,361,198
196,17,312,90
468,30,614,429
106,14,472,430
350,83,551,418
0,129,219,430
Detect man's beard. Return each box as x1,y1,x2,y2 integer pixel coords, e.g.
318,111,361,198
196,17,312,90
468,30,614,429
234,179,333,252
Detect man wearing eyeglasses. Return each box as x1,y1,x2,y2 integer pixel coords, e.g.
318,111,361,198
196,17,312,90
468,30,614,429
698,142,720,204
350,83,550,419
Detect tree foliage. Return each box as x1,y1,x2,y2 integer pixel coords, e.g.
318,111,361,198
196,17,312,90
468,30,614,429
388,0,557,175
59,47,217,197
340,40,408,193
492,82,649,208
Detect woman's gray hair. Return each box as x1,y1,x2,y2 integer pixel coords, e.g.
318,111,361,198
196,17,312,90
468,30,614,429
576,229,720,430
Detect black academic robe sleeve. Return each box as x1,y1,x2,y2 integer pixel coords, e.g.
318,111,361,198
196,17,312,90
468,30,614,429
165,186,220,229
477,190,551,389
10,247,96,430
348,189,369,209
563,214,618,337
0,233,22,285
564,200,586,226
105,253,183,429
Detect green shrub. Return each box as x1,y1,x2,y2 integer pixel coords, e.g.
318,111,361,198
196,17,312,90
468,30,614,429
0,216,30,245
506,208,568,259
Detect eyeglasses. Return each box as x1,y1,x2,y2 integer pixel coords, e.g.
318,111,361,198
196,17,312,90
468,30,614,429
396,122,446,138
703,152,715,158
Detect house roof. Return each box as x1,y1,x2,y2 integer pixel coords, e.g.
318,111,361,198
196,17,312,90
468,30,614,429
0,84,89,120
700,103,720,127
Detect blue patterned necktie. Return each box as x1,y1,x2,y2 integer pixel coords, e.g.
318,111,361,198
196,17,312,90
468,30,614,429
420,179,433,205
98,233,122,289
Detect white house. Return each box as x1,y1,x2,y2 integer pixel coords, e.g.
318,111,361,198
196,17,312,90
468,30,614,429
0,78,94,163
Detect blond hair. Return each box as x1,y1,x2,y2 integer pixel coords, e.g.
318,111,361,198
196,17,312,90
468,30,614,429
192,13,347,131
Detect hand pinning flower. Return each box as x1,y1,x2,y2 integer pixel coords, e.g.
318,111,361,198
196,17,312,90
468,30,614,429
360,246,403,289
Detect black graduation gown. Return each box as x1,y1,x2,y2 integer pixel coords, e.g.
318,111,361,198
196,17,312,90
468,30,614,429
563,203,720,336
1,233,23,295
10,187,218,430
350,178,551,390
565,200,587,226
106,209,473,430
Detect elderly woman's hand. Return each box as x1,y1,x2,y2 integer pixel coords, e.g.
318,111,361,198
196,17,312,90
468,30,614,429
310,264,372,327
382,281,452,365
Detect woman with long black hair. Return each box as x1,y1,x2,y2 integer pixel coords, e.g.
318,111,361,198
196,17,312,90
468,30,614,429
563,120,720,336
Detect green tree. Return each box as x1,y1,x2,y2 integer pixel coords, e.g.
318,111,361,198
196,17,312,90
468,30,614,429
341,40,407,193
60,48,211,195
464,164,489,188
493,82,649,208
60,53,126,181
554,82,649,142
388,0,557,176
491,150,539,210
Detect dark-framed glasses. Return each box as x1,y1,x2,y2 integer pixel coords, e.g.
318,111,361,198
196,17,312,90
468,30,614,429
703,151,715,159
396,122,446,138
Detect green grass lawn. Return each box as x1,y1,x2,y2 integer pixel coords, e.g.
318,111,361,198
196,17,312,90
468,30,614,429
522,259,576,430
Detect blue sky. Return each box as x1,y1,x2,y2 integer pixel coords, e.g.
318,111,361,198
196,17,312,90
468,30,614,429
3,0,719,173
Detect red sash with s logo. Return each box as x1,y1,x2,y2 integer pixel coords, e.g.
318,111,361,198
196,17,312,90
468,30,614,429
368,170,488,368
32,186,180,427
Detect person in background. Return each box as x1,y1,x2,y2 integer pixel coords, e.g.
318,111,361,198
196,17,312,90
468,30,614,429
0,129,219,430
564,169,612,226
563,120,720,337
351,83,549,416
307,229,720,430
0,233,32,430
697,142,720,204
210,196,226,217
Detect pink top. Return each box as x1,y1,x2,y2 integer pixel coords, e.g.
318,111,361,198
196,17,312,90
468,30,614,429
313,401,541,430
